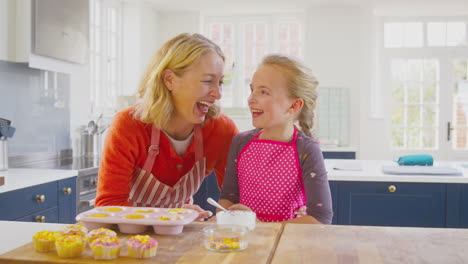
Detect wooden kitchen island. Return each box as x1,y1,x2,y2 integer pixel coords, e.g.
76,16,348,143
1,220,468,263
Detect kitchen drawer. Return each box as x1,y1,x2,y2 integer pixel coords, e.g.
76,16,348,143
0,181,58,220
338,181,446,227
15,206,59,223
58,177,77,223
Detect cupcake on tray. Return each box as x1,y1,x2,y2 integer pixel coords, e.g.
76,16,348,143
86,228,117,244
55,235,86,258
89,236,121,260
62,224,88,237
32,231,62,253
127,235,158,258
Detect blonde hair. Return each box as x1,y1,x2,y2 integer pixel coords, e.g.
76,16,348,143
133,33,225,128
260,54,319,138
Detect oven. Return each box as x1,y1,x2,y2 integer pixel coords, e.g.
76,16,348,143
77,171,98,214
12,153,100,215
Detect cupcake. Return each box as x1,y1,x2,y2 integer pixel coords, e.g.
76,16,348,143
55,235,86,258
90,236,121,260
32,231,62,252
86,228,117,244
62,224,88,237
127,235,158,258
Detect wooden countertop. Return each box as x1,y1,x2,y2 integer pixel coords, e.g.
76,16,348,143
272,224,468,264
0,222,283,264
3,220,468,263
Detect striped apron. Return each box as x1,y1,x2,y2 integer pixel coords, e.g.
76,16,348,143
128,125,206,208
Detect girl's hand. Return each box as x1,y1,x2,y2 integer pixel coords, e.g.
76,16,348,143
227,203,253,211
182,204,213,221
294,206,307,218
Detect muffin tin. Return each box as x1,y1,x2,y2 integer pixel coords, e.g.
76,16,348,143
76,206,199,235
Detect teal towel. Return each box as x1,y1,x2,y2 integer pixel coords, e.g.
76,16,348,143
396,155,433,166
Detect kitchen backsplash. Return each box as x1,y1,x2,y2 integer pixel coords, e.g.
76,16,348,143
0,61,70,156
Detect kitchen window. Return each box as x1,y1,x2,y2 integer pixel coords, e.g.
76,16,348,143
203,14,304,110
89,0,123,114
381,18,468,156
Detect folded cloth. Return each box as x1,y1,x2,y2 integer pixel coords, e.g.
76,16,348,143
396,154,433,166
382,166,462,175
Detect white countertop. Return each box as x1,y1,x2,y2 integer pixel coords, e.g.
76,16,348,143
0,168,78,193
326,159,468,183
0,220,66,254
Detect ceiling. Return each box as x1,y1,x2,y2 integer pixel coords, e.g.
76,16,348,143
143,0,468,15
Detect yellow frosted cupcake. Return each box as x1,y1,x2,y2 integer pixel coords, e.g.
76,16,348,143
86,228,117,244
55,235,86,258
127,235,158,258
90,236,121,260
32,231,62,252
62,224,88,237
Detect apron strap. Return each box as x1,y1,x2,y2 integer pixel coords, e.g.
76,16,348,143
142,126,161,173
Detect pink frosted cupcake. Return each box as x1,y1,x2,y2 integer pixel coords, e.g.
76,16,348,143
127,235,158,258
62,224,88,238
90,236,121,260
55,235,86,258
86,228,117,244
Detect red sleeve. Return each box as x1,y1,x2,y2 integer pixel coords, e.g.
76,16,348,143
95,108,148,207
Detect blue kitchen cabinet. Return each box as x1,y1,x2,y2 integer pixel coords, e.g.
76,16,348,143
58,177,77,223
322,151,356,159
329,181,338,224
446,183,468,228
193,171,219,215
337,181,446,227
0,177,76,223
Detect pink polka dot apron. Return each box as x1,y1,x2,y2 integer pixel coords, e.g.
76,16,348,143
237,127,306,222
128,125,206,208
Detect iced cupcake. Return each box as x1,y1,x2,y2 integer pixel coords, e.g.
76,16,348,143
32,231,62,252
62,224,88,237
86,228,117,244
55,235,86,258
127,235,158,258
89,236,121,260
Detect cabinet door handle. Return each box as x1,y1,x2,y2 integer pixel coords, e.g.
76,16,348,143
35,194,46,203
35,216,46,222
63,187,72,195
388,185,397,193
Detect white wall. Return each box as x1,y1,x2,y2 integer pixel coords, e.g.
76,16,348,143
305,6,373,158
122,2,159,95
155,11,201,48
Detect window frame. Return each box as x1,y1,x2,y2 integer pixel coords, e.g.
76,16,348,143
378,16,468,156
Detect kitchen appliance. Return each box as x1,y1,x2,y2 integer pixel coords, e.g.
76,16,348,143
12,150,99,214
0,140,7,171
0,118,16,171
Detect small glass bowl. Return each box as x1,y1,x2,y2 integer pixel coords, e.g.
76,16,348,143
202,225,248,252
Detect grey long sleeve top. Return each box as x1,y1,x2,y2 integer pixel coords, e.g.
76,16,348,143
220,128,334,224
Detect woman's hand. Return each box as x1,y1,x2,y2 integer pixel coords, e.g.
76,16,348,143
227,203,253,211
294,206,307,218
182,204,213,221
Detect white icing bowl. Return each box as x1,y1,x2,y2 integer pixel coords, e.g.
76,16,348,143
216,210,256,231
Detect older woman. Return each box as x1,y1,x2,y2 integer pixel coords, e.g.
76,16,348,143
95,33,238,219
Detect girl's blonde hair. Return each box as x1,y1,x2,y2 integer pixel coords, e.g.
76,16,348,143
260,54,319,138
133,33,225,128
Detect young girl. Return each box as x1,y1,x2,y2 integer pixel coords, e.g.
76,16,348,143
219,54,333,224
